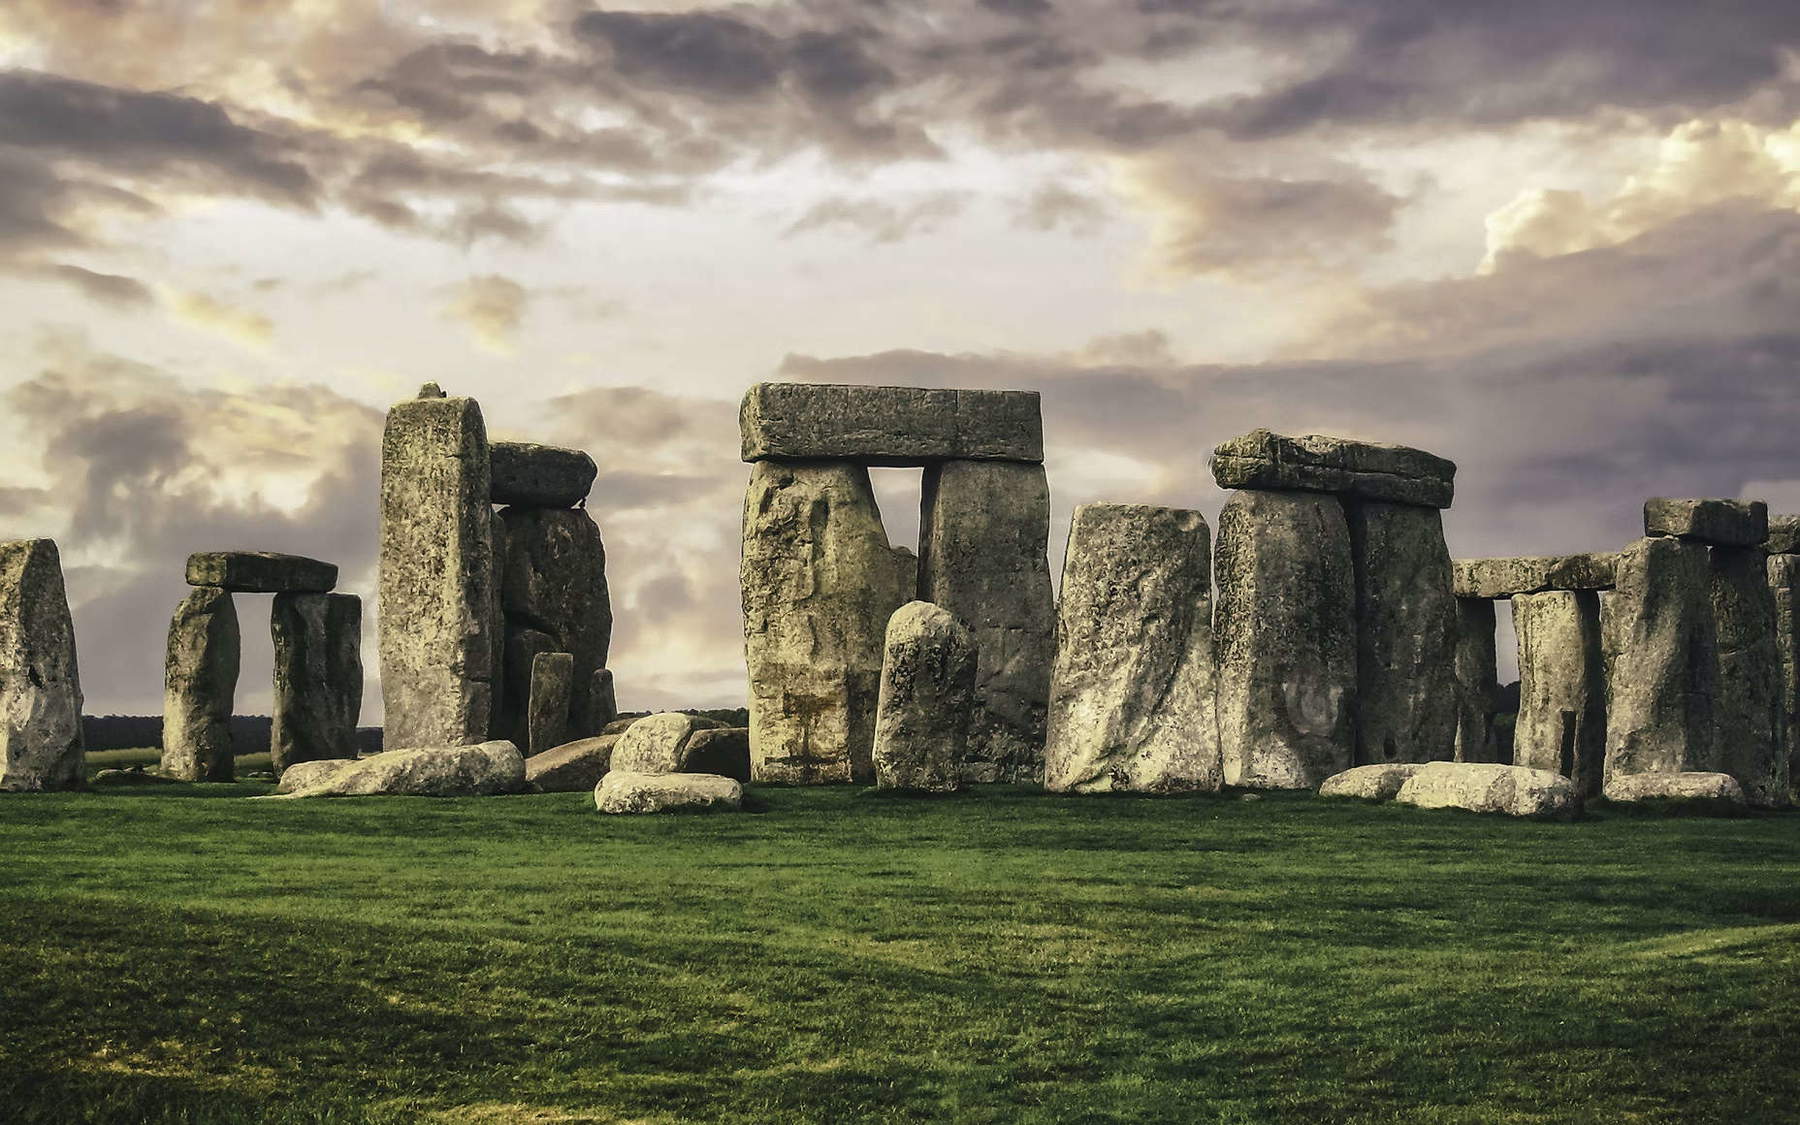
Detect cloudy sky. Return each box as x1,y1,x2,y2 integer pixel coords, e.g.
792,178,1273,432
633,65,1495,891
2,0,1798,717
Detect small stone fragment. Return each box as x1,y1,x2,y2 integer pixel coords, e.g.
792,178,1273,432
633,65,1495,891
1644,497,1769,547
186,551,337,594
739,382,1044,465
1451,553,1619,599
490,441,598,508
0,538,84,791
161,586,239,782
595,770,743,813
872,602,977,793
1394,762,1579,819
527,651,574,756
1511,591,1606,797
1211,429,1456,508
525,734,619,792
270,592,362,775
1317,763,1427,801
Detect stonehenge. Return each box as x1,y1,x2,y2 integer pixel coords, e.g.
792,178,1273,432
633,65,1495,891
872,601,977,793
270,592,362,773
0,539,84,791
1348,501,1458,768
162,585,241,782
1511,591,1605,797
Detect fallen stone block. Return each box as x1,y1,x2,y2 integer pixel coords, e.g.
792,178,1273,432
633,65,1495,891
1317,763,1426,801
1394,762,1580,819
268,740,525,798
1211,429,1455,508
595,770,742,814
610,712,725,775
872,602,976,793
490,441,598,508
1645,498,1768,547
0,538,84,791
525,735,619,792
91,766,179,786
684,727,751,783
186,551,336,594
739,382,1043,465
1601,771,1746,812
1452,554,1619,599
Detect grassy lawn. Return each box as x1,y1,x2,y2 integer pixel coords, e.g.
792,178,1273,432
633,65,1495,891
3,785,1799,1123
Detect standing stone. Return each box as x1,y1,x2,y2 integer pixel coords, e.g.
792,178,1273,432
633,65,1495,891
741,460,915,784
162,586,239,782
1603,537,1718,781
872,602,977,793
501,627,555,745
379,393,494,749
0,539,84,791
917,460,1055,783
1044,504,1221,794
581,668,618,737
1452,597,1500,763
527,651,574,757
496,506,611,744
1347,501,1458,765
1711,546,1785,806
1216,491,1357,788
270,592,361,775
1511,591,1606,796
1771,555,1800,804
488,510,507,738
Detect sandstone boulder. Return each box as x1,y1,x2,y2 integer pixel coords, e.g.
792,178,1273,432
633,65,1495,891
489,441,597,508
161,586,239,782
270,740,525,798
871,602,977,793
1604,537,1719,780
1601,771,1746,811
1645,498,1768,547
595,770,742,814
610,712,724,775
0,539,84,791
1512,591,1606,796
1348,501,1458,765
186,551,336,594
270,592,361,775
1318,763,1426,801
1452,553,1618,599
739,382,1043,465
1211,429,1455,508
1394,762,1579,819
525,735,619,792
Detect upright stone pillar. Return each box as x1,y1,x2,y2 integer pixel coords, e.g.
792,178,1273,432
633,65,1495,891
918,460,1055,783
1711,546,1785,806
0,539,84,790
379,389,495,749
528,651,574,756
162,586,239,782
581,667,619,737
1044,503,1221,793
1346,501,1458,764
741,460,915,783
1215,490,1357,788
495,506,611,744
1452,597,1500,763
1512,591,1605,795
1771,555,1800,804
1603,536,1718,780
872,602,977,793
270,592,361,774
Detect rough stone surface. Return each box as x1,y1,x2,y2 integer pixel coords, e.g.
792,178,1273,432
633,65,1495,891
741,460,915,784
92,767,177,787
917,460,1054,783
1452,554,1618,599
871,602,977,793
684,727,751,782
1603,537,1719,780
1645,497,1769,547
525,734,619,792
1512,591,1606,797
610,712,723,775
740,382,1043,465
1772,555,1800,804
489,441,598,507
1395,762,1580,818
1044,504,1222,794
161,586,239,782
580,668,618,737
0,539,84,791
1452,597,1500,763
379,394,494,749
527,651,574,756
1601,770,1746,810
1348,501,1458,766
270,740,525,798
1211,429,1456,508
1711,546,1786,806
1216,490,1356,789
1765,515,1800,555
186,551,336,594
595,770,742,814
496,506,611,746
1318,763,1427,801
270,592,361,776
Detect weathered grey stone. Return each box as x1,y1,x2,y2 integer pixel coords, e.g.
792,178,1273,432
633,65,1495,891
0,539,83,791
601,716,639,736
611,712,723,775
1603,537,1718,780
524,734,619,792
496,506,611,744
871,602,976,793
579,668,618,737
1771,555,1800,804
684,727,751,782
1711,546,1786,806
1216,490,1356,789
742,460,915,784
1348,501,1458,766
161,586,239,782
739,382,1043,465
595,770,742,814
502,627,555,746
1211,429,1456,508
269,740,525,798
1395,762,1580,818
270,592,361,776
379,394,494,749
1318,763,1426,801
917,460,1054,783
92,766,178,787
1764,515,1800,555
1645,497,1769,547
1452,554,1619,599
527,651,574,756
1601,770,1746,810
490,441,598,508
1511,591,1606,797
1044,504,1222,794
186,551,336,594
488,510,506,737
1452,597,1500,763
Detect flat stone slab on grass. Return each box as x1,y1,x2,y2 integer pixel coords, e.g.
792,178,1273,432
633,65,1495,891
1394,762,1579,819
267,740,525,798
1211,429,1456,508
1452,553,1618,599
740,382,1043,465
186,551,337,593
1318,763,1427,801
525,734,619,792
1602,771,1746,812
490,441,598,508
595,770,742,814
1644,498,1768,547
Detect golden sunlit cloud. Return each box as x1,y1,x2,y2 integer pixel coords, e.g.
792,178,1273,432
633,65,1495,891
163,288,275,349
441,274,528,355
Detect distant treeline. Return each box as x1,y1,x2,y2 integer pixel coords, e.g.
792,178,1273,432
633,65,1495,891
82,716,383,755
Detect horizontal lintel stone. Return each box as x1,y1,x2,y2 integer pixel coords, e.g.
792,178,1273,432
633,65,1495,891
490,441,597,508
186,551,336,593
1210,429,1455,508
740,382,1043,465
1644,497,1768,547
1452,553,1619,599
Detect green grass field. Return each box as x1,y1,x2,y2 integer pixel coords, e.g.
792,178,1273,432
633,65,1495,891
4,784,1800,1124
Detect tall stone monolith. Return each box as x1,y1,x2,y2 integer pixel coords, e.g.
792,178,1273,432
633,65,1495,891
872,602,977,793
496,506,611,742
1347,501,1458,765
1711,546,1785,806
917,459,1055,783
741,460,915,783
1603,536,1718,780
1512,591,1605,796
581,667,618,737
1771,555,1800,804
1044,504,1221,794
162,586,239,782
270,592,361,774
379,391,494,749
1452,597,1500,763
528,651,574,756
1216,490,1356,788
0,539,84,790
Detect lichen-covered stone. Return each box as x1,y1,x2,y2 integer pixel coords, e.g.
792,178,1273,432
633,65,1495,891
579,668,618,737
595,770,742,814
489,441,598,507
1395,762,1579,819
527,651,574,756
917,460,1054,783
610,712,724,775
1453,597,1500,763
496,506,611,745
871,602,976,793
1603,537,1718,780
1452,554,1618,599
1764,515,1800,556
1771,555,1800,804
186,551,336,594
269,740,525,798
270,592,361,775
1318,763,1426,801
684,727,751,782
1601,770,1746,811
740,382,1043,465
0,539,83,791
161,586,239,782
525,734,618,792
1211,429,1455,508
1711,546,1786,806
1348,501,1458,766
1645,498,1768,547
742,460,915,784
1511,591,1606,797
1044,504,1222,794
1216,490,1356,789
